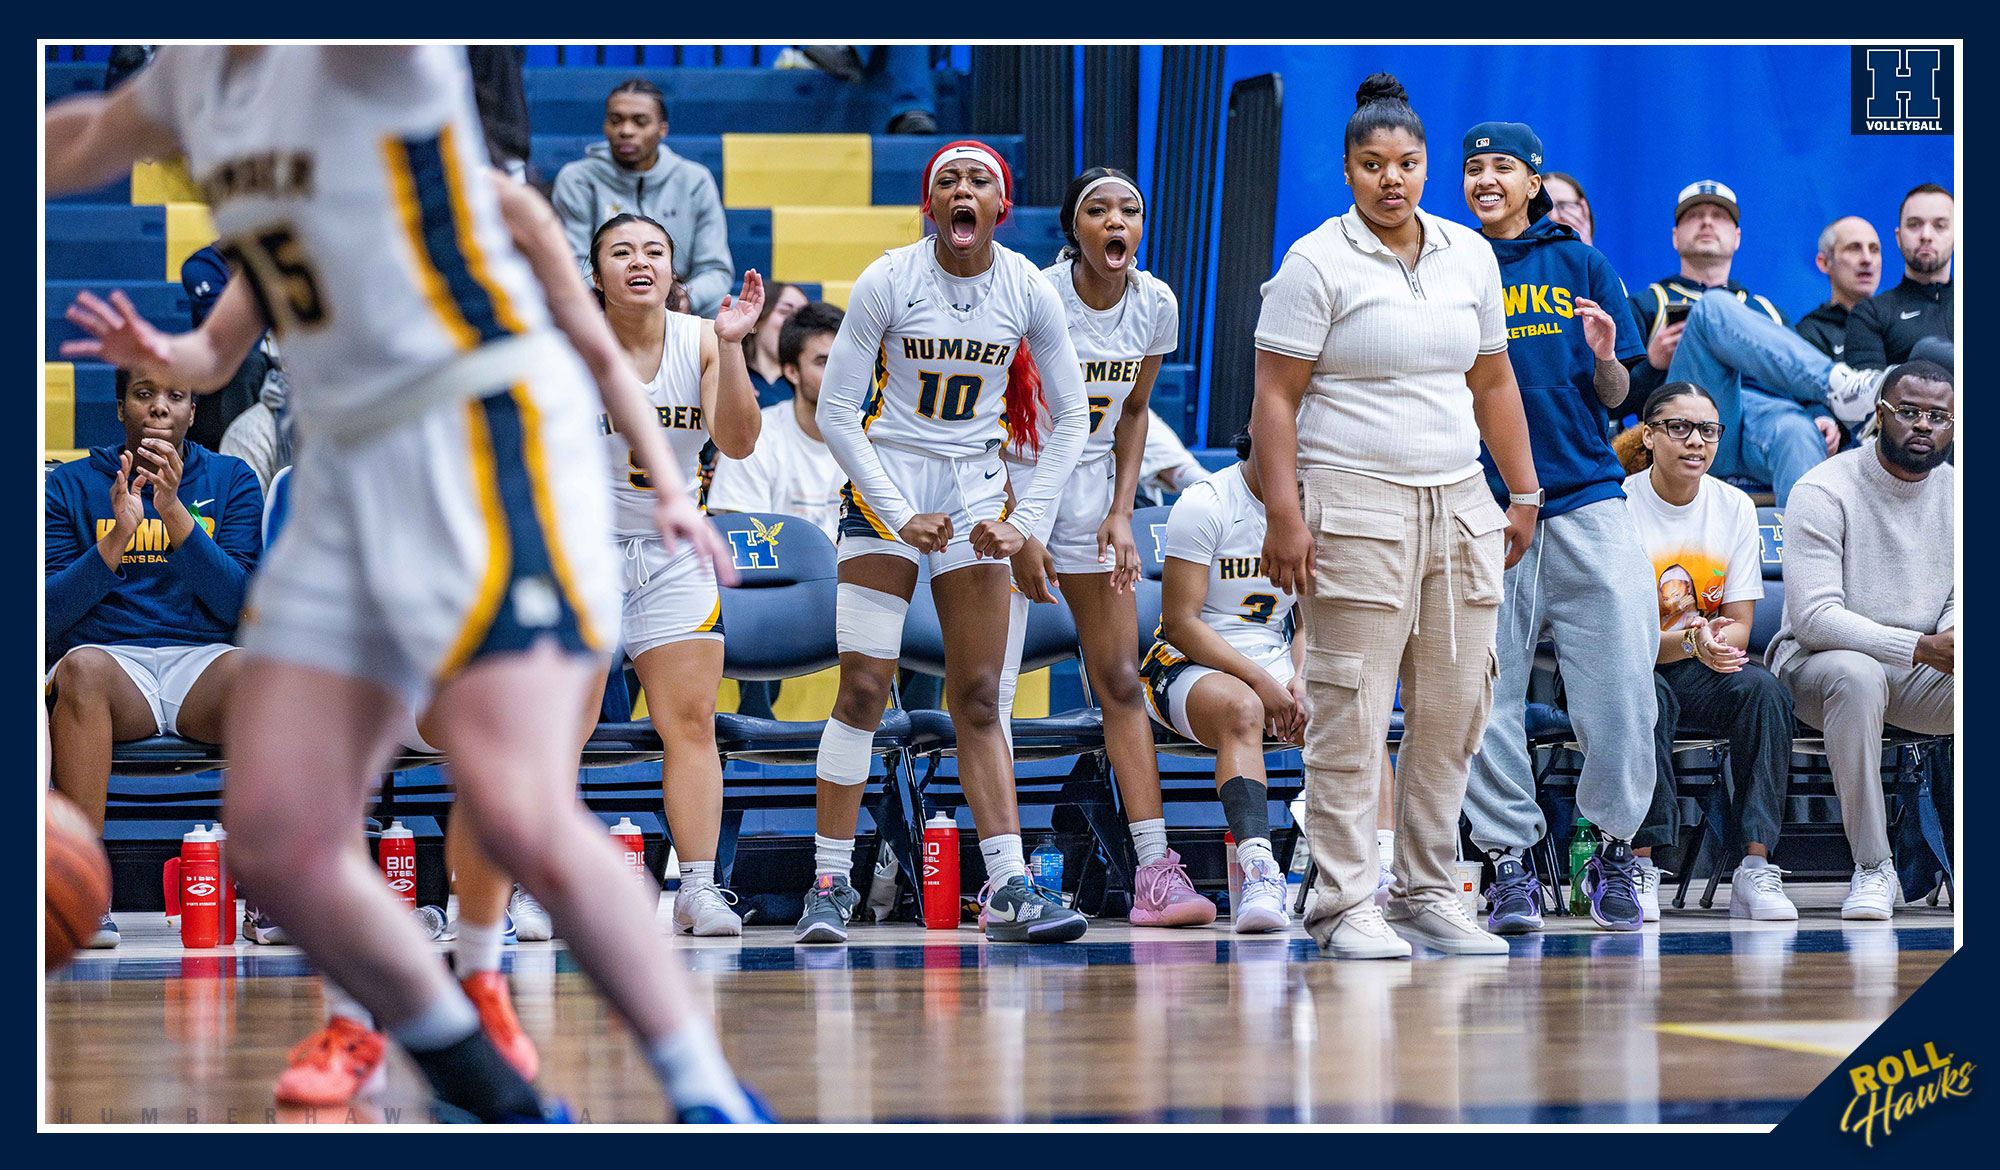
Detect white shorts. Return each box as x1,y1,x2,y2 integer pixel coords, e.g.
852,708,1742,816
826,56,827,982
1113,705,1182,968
1141,645,1294,747
1005,451,1118,575
618,535,724,658
46,642,238,737
240,357,619,705
836,441,1013,577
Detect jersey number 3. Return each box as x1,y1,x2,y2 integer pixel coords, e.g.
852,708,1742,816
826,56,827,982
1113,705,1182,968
220,226,328,337
1240,594,1277,624
915,371,982,421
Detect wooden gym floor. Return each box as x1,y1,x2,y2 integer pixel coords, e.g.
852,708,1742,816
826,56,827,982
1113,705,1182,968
45,883,1951,1126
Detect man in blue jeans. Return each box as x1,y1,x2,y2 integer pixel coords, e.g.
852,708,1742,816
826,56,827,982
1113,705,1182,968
1624,181,1882,504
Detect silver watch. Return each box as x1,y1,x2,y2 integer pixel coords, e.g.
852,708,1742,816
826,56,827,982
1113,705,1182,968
1508,489,1545,508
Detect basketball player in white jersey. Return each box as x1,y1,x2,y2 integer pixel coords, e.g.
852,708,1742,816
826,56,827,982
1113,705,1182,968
592,212,763,936
795,141,1091,944
49,46,766,1122
1141,431,1304,933
995,166,1211,927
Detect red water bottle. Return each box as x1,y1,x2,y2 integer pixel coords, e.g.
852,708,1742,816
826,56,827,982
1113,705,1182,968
379,821,417,910
608,817,649,884
163,825,224,948
922,811,960,930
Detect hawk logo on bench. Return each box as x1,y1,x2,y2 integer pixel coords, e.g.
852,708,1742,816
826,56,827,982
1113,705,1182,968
727,518,784,571
1150,522,1168,567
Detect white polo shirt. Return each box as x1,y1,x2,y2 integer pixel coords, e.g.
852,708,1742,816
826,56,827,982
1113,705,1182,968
1254,205,1508,486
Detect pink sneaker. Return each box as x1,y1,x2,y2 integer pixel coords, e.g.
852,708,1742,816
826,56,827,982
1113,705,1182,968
1130,850,1218,927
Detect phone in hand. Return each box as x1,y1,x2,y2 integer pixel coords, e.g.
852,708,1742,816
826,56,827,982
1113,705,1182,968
1663,301,1693,327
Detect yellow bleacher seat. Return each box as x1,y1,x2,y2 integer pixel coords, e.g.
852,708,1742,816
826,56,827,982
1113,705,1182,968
131,158,203,205
164,202,217,280
723,134,871,209
44,362,75,452
772,206,923,286
679,665,1050,721
45,449,88,466
818,280,855,310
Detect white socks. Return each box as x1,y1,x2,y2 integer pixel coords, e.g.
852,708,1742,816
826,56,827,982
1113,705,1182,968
647,1023,755,1121
1236,836,1275,871
680,859,716,890
1376,829,1395,867
1739,854,1769,871
454,917,505,976
1129,818,1169,867
324,980,374,1030
387,990,481,1053
980,833,1027,885
814,834,854,880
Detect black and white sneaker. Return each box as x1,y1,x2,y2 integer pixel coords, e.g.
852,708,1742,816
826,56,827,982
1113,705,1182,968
980,876,1088,943
794,874,860,944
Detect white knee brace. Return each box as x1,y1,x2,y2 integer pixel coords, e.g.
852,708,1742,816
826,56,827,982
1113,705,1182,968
816,717,877,787
836,583,910,659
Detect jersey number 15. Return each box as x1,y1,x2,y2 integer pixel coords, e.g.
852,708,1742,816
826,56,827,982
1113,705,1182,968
220,225,328,337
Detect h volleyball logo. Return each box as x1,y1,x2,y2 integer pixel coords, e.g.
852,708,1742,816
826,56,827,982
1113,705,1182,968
1852,46,1953,134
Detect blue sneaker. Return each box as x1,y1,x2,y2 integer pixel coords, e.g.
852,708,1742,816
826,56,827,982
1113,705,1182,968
1583,838,1644,931
1484,856,1543,934
677,1082,776,1124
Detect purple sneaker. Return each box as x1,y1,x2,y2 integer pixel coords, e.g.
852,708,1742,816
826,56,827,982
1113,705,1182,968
1583,839,1644,931
1130,850,1218,927
1484,855,1544,935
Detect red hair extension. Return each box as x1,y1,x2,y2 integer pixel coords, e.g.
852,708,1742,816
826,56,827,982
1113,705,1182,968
1003,341,1045,457
920,139,1014,226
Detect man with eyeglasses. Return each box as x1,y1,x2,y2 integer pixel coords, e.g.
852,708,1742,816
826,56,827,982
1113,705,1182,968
1767,359,1955,920
1621,180,1886,505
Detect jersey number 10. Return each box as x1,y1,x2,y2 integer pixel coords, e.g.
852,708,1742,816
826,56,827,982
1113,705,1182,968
915,371,983,421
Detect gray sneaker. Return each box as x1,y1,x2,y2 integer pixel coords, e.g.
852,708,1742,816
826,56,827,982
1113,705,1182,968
981,876,1088,943
794,874,860,944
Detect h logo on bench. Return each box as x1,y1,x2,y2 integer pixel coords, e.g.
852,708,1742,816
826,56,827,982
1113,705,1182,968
727,518,784,571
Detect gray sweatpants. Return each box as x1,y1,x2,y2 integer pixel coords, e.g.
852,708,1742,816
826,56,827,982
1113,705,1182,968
1465,498,1660,849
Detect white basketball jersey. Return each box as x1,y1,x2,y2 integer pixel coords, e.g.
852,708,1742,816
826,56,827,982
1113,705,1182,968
1013,261,1179,464
604,311,708,537
128,46,552,434
1152,463,1294,671
853,239,1053,458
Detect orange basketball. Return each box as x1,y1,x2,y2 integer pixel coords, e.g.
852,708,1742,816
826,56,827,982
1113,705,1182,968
46,793,112,973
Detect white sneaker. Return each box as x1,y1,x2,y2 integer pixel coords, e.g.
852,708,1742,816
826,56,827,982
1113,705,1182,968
1233,859,1289,934
1826,362,1887,425
1386,897,1510,956
1730,861,1798,920
673,883,744,937
1319,904,1413,960
414,904,455,942
1635,859,1664,922
1842,860,1899,921
508,885,553,942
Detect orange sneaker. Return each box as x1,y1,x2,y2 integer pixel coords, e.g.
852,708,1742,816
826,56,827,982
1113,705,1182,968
273,1015,388,1106
461,971,539,1082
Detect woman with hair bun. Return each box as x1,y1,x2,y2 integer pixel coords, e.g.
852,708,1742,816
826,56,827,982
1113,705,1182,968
1250,74,1539,960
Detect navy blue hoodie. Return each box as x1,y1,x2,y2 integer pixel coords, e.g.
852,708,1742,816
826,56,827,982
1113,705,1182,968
45,441,264,664
1478,216,1645,519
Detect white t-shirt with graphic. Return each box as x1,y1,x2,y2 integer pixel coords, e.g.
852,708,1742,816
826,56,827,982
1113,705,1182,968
1622,470,1764,633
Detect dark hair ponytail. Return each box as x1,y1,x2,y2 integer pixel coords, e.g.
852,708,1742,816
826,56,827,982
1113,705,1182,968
587,212,677,310
1614,381,1717,472
1345,72,1425,152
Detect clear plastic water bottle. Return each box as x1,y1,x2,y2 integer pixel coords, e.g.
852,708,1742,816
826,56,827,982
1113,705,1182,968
1028,836,1065,904
1568,817,1598,916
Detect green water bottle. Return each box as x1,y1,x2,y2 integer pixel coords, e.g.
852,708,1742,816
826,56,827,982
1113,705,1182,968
1567,817,1598,916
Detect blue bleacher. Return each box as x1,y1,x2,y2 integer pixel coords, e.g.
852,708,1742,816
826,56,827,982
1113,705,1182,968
992,206,1066,265
47,281,192,361
51,174,131,206
44,61,103,103
727,209,772,281
526,67,885,136
70,362,121,449
46,206,166,281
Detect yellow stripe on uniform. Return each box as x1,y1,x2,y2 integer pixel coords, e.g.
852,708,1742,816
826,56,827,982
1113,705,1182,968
438,123,528,336
861,343,889,432
846,484,895,540
695,597,723,633
382,136,480,352
510,383,605,653
437,399,513,677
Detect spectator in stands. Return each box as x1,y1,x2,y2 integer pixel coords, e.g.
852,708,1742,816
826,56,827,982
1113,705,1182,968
1768,360,1954,921
44,369,263,948
786,46,939,134
1137,407,1208,506
1796,217,1881,361
1252,74,1536,960
180,244,272,451
1845,185,1954,371
552,79,734,316
217,361,293,494
741,282,809,407
1542,171,1594,246
1624,181,1881,504
1455,122,1657,935
1613,384,1798,920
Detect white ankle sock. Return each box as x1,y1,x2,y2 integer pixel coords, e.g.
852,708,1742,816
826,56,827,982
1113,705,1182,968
1376,829,1395,865
1739,854,1768,870
1129,818,1169,867
454,917,505,976
324,980,374,1030
1236,836,1275,871
387,990,481,1053
647,1023,755,1120
980,833,1027,885
680,859,716,890
814,834,854,880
